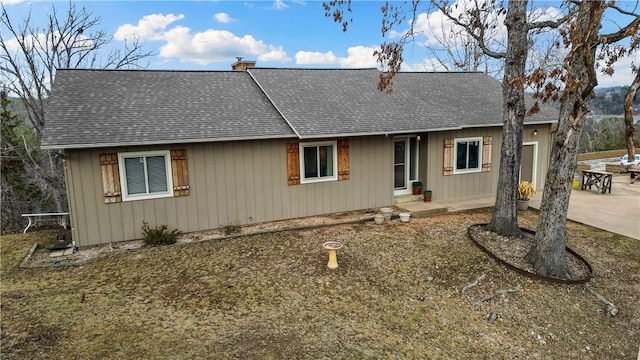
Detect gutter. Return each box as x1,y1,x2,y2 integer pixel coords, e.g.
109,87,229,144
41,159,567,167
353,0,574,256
41,133,298,150
44,119,558,149
296,120,557,140
461,120,557,128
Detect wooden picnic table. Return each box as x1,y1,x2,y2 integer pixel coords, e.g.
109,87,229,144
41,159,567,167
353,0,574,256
581,170,612,194
629,167,640,184
21,212,70,233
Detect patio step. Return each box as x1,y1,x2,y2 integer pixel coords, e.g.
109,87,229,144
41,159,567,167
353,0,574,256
394,194,423,204
396,200,448,218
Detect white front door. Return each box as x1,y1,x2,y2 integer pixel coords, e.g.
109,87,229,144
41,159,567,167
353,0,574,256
394,137,419,196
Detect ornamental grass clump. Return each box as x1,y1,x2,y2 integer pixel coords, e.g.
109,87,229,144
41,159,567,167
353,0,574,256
141,221,180,246
517,181,536,201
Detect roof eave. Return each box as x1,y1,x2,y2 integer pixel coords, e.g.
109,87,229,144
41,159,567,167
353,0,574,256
40,134,298,150
461,119,557,128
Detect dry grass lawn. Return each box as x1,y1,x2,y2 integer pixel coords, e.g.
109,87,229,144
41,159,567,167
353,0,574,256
1,209,639,359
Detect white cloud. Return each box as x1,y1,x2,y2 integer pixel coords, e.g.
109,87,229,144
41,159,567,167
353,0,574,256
597,51,640,88
401,59,450,72
272,0,289,10
258,46,289,62
114,13,289,65
338,46,378,68
5,30,94,55
411,2,507,49
295,46,378,68
214,12,233,24
295,51,338,64
114,14,185,41
528,6,562,24
158,27,290,65
0,0,25,4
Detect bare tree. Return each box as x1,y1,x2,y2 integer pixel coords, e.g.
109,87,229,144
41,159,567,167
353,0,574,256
417,1,504,76
1,3,152,135
526,1,640,278
0,2,154,224
623,72,639,166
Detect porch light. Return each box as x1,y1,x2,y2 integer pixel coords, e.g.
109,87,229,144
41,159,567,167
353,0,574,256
416,135,421,142
533,129,538,137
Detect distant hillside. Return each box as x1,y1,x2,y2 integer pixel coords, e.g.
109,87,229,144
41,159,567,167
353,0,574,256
590,86,640,116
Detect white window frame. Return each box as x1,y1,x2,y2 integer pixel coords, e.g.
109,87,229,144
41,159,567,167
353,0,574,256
299,141,338,184
393,136,420,195
118,150,174,201
453,137,483,174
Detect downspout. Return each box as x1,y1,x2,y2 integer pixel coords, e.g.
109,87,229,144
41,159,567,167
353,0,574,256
59,149,76,249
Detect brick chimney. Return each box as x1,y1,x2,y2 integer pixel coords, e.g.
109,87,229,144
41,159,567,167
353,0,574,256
231,57,256,71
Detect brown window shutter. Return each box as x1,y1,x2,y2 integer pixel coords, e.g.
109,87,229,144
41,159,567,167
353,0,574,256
337,139,350,180
286,143,300,185
443,138,454,176
482,136,492,172
171,149,190,196
100,153,122,203
287,143,300,185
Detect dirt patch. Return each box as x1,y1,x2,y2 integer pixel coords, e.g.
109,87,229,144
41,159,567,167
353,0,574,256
22,209,379,267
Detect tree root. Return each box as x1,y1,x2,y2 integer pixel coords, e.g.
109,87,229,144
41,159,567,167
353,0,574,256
473,284,522,306
585,284,618,316
461,274,486,294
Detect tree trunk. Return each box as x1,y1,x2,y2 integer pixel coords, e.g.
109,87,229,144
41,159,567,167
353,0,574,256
624,72,639,162
526,1,605,279
486,0,528,237
45,150,67,213
528,102,581,279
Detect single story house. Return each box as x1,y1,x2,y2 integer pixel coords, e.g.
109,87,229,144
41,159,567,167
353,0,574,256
43,62,558,248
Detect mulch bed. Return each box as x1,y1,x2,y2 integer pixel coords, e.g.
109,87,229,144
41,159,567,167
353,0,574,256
468,224,592,283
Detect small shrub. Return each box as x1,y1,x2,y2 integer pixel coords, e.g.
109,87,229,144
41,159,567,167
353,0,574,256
141,221,180,246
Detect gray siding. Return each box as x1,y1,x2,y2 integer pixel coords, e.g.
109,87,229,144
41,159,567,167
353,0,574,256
418,124,552,201
64,126,553,247
65,137,394,247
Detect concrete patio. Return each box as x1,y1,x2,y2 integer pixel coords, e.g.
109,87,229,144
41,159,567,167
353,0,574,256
398,174,640,240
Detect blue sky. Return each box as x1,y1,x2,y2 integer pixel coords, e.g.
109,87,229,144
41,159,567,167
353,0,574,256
3,0,639,87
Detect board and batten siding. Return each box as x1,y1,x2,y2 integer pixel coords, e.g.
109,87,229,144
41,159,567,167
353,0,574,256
419,124,552,202
522,124,552,190
64,136,394,247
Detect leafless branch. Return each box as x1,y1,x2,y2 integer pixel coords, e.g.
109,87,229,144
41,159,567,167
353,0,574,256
599,14,640,44
430,0,506,59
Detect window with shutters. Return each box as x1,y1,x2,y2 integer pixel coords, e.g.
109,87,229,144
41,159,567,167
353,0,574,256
118,150,174,201
299,141,338,184
454,137,482,174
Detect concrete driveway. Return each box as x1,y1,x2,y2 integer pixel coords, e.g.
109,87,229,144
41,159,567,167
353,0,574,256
400,174,640,240
529,175,640,240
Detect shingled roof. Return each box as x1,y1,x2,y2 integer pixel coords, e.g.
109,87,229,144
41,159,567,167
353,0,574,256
42,68,558,149
42,69,296,149
248,68,557,139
